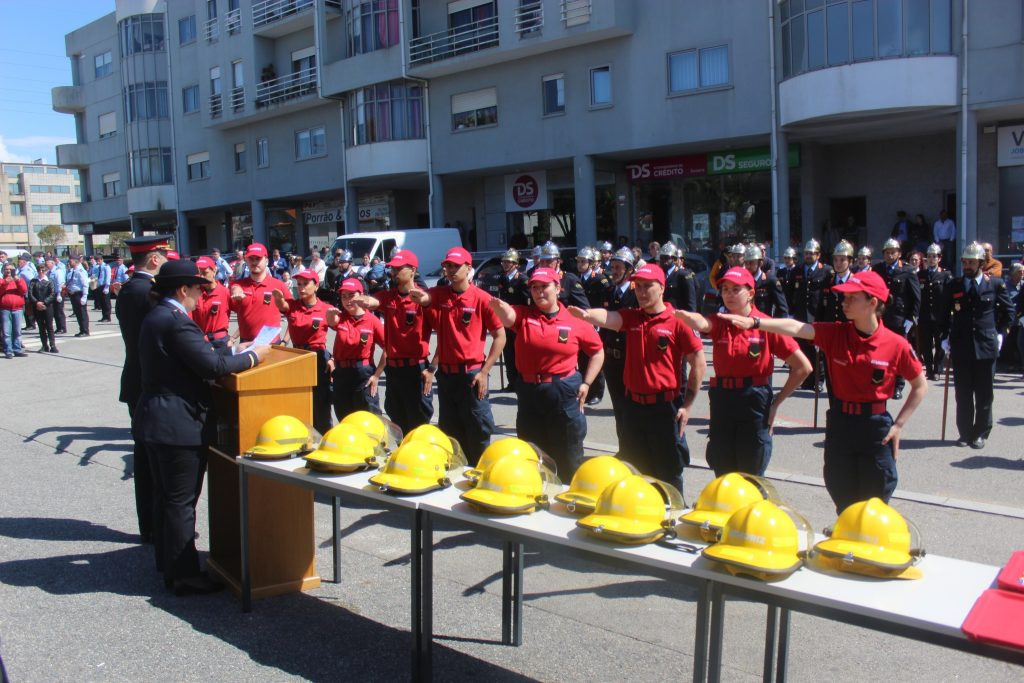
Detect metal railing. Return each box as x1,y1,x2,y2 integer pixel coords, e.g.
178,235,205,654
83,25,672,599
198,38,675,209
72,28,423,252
209,93,223,118
255,66,317,107
561,0,592,26
231,87,245,112
325,0,341,8
204,17,219,42
253,0,314,29
409,15,499,65
516,1,544,36
226,8,241,34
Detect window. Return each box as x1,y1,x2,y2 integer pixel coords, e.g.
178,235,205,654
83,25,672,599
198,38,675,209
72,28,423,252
94,51,112,78
102,173,121,198
98,112,116,139
31,204,61,213
179,15,197,44
119,14,165,56
295,127,327,159
7,182,21,195
542,73,564,115
234,143,246,172
346,0,400,56
291,47,316,82
232,60,244,87
187,152,211,181
10,203,24,216
256,138,269,168
33,225,47,233
210,66,222,95
129,148,173,187
348,81,425,145
28,185,71,194
183,85,200,114
451,87,497,130
125,82,169,121
668,46,730,93
589,66,611,106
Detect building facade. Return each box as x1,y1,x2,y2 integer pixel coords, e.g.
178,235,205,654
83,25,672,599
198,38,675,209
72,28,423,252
0,162,82,253
54,0,1024,261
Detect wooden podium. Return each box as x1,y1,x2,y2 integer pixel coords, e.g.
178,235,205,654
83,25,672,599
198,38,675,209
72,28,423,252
206,346,322,600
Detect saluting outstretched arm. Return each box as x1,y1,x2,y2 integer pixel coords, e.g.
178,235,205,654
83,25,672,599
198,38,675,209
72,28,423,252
567,306,623,331
717,313,815,340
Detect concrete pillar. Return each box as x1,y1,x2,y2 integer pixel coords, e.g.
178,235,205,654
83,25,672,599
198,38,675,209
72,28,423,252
956,108,978,244
573,154,597,248
775,133,791,258
83,233,94,255
430,173,445,230
345,183,359,234
294,205,309,256
175,210,190,257
799,143,818,248
251,198,267,246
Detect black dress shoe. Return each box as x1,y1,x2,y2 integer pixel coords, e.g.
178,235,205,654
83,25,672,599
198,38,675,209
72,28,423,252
585,396,601,406
893,389,903,400
49,347,59,353
970,437,986,450
955,438,969,447
173,573,224,596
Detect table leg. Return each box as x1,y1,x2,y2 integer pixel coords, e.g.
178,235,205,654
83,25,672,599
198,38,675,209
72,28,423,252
421,511,433,678
775,608,790,683
512,542,524,647
501,541,513,645
239,463,251,613
411,509,422,679
706,583,725,683
763,606,779,683
692,579,711,683
332,496,341,583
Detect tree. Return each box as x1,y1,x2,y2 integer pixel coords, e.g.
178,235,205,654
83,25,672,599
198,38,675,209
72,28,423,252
36,224,66,254
107,231,133,255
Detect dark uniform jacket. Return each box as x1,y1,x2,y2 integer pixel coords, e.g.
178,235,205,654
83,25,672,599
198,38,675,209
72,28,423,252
558,271,590,308
918,267,953,325
818,271,853,323
580,271,612,307
940,275,1013,361
133,301,255,446
483,269,529,306
598,282,637,360
785,261,832,322
116,272,157,406
664,266,698,313
872,261,921,331
753,271,789,319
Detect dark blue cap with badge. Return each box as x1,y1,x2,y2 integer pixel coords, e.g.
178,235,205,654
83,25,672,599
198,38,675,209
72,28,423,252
125,234,174,257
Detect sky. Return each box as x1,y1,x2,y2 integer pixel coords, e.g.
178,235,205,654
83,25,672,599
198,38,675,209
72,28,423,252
0,1,113,165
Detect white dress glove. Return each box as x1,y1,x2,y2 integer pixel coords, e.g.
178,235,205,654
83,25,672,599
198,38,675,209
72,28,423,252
903,319,913,334
996,334,1003,352
941,338,951,354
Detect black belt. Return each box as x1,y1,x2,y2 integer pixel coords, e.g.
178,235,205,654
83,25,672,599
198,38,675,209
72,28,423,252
709,376,771,389
520,371,575,385
439,362,482,374
387,358,426,368
839,401,887,416
336,359,370,369
626,390,678,405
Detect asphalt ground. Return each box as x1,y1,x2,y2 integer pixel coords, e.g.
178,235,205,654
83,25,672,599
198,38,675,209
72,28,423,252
1,305,1023,682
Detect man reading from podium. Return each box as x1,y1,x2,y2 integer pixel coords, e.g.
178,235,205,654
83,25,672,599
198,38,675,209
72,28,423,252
135,260,269,596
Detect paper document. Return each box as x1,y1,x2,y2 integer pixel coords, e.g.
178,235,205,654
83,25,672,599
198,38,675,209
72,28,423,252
251,325,282,347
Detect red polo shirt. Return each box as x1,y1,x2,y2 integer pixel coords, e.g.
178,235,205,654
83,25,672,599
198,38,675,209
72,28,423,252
229,275,292,341
331,311,384,362
618,305,702,394
709,309,799,378
427,284,502,366
812,321,922,402
376,289,431,360
511,305,602,377
286,299,330,350
191,284,230,338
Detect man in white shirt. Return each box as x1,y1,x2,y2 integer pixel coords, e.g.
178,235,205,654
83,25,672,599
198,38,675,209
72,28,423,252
933,209,956,269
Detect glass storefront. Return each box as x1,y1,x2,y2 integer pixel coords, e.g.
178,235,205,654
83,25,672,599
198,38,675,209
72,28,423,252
504,185,617,249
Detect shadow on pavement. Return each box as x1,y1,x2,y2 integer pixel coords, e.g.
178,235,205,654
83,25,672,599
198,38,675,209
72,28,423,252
998,416,1024,427
22,425,134,468
897,439,949,450
950,455,1024,471
0,517,138,544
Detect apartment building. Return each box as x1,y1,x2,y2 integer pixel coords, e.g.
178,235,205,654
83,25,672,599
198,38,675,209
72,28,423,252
54,1,1024,260
0,162,82,253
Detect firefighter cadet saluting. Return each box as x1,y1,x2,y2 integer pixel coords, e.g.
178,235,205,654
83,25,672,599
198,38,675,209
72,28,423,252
191,256,231,350
940,241,1013,449
489,268,604,477
327,278,386,420
720,270,928,513
660,243,699,313
872,238,921,400
675,268,810,477
115,234,171,544
229,243,292,343
483,248,528,391
416,246,506,465
918,243,952,380
785,239,832,391
743,244,789,318
570,264,706,493
356,250,434,434
599,247,638,444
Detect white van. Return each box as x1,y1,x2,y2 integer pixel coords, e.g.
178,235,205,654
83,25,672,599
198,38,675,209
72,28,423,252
330,228,462,274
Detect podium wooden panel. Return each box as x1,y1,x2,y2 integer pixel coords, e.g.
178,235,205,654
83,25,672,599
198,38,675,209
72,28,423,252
206,346,322,600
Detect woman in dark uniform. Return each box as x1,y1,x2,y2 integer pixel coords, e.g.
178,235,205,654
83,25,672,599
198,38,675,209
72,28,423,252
134,260,268,595
719,270,927,513
674,267,811,477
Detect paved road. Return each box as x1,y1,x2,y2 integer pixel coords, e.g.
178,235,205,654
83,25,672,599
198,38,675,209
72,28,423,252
1,307,1022,681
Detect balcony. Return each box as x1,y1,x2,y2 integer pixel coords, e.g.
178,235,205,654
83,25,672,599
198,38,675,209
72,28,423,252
55,143,90,169
561,0,592,27
231,87,245,112
61,195,128,226
409,15,499,66
255,66,316,108
210,93,223,119
225,8,241,34
253,0,317,37
515,1,543,36
204,17,219,42
51,85,85,113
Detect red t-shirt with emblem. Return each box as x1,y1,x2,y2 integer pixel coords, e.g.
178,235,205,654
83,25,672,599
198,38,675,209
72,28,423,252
331,311,384,361
191,283,230,336
618,305,703,394
229,275,292,341
376,289,431,360
511,305,602,377
286,299,331,350
812,321,922,402
709,309,799,378
427,284,502,365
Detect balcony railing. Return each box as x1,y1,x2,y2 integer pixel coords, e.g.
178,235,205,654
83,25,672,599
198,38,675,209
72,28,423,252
253,0,314,29
561,0,592,26
516,1,544,36
231,86,245,112
204,17,219,42
209,93,223,118
226,8,241,34
255,66,317,107
409,15,499,65
325,0,341,8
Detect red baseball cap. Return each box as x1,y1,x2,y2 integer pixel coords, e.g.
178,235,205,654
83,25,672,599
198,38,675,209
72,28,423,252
630,264,666,286
339,278,365,293
833,270,890,301
719,267,755,289
245,242,268,258
294,269,319,284
194,256,215,270
442,246,472,266
165,250,181,261
387,250,419,269
528,267,559,285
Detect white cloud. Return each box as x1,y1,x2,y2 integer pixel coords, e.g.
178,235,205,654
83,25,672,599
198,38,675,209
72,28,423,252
0,135,34,163
5,135,76,147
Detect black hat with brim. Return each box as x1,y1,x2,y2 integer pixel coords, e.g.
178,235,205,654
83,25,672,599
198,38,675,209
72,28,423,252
155,260,207,290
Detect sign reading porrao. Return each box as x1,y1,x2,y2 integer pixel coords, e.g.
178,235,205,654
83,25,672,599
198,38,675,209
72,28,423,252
997,125,1024,167
504,171,548,212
